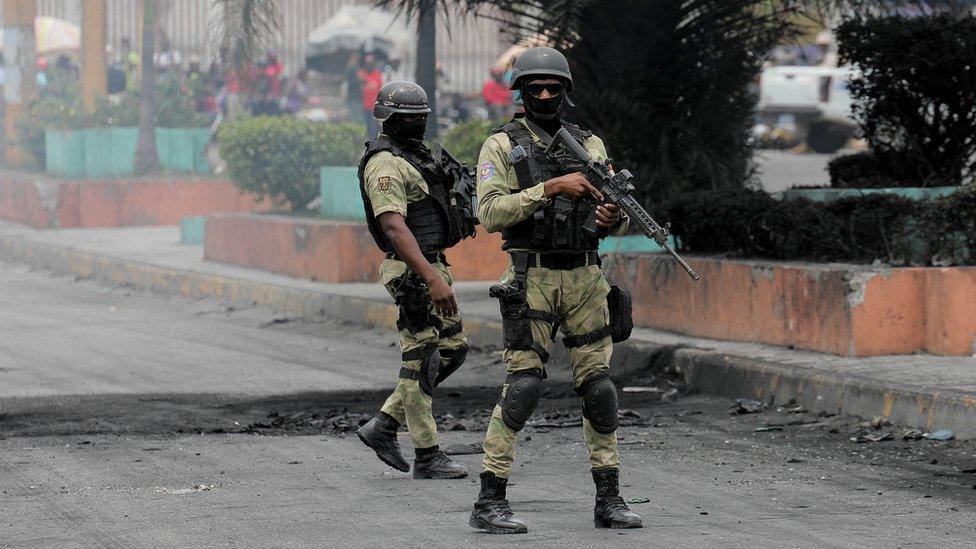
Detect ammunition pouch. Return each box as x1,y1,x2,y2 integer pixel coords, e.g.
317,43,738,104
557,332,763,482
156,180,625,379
607,285,633,343
393,273,436,334
559,286,632,348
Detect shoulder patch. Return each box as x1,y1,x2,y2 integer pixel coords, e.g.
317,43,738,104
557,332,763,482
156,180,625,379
378,176,391,194
479,161,495,182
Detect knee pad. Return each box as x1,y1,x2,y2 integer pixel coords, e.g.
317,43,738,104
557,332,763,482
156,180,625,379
434,344,468,387
500,370,543,431
399,344,441,396
576,372,619,434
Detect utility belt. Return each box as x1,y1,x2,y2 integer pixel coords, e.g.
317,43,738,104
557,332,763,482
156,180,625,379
512,250,601,270
489,252,632,364
386,251,449,265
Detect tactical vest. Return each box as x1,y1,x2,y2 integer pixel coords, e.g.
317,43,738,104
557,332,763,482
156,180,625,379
358,136,469,254
496,119,601,252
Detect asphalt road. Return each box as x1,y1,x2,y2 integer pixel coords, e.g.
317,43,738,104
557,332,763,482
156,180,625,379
755,149,836,192
2,260,976,548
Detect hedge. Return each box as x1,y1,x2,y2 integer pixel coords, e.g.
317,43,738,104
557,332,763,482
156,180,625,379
654,186,975,266
219,117,364,210
21,73,209,164
837,14,976,187
440,119,495,168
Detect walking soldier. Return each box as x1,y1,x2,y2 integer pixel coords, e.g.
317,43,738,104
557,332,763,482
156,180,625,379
356,81,477,480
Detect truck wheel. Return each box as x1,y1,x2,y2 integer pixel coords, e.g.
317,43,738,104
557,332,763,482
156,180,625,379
807,120,852,154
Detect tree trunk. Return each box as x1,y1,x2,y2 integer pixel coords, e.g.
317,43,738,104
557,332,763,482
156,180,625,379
415,1,437,139
134,0,159,175
81,0,108,112
3,0,38,167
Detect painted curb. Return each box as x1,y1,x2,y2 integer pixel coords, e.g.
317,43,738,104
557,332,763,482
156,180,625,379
2,232,973,437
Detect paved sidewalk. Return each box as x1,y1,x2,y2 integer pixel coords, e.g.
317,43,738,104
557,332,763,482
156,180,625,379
2,222,975,436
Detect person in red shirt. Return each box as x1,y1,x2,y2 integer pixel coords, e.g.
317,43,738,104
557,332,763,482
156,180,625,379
358,54,384,137
482,67,513,121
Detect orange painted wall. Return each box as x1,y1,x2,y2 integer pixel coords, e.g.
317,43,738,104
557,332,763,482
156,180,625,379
605,254,976,357
0,174,51,228
920,268,976,356
204,214,509,283
0,173,266,229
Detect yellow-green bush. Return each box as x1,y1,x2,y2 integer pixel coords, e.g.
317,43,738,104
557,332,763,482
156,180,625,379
219,117,364,210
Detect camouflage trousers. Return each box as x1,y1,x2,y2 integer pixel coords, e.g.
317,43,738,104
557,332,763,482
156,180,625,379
481,262,620,477
377,258,467,449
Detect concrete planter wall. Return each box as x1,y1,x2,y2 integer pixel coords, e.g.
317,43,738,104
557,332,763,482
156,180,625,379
0,171,266,229
320,166,363,221
204,213,510,282
45,127,211,178
603,253,976,357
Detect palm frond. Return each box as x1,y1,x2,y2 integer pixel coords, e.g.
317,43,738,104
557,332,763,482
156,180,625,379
213,0,280,71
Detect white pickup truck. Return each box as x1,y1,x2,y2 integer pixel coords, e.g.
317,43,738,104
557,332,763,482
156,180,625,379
757,65,859,153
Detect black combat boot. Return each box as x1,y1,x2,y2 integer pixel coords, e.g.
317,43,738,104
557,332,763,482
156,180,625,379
413,446,468,479
469,471,528,534
592,467,643,529
357,412,410,472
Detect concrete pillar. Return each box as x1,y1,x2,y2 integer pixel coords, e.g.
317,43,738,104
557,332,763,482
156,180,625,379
81,0,108,111
3,0,38,166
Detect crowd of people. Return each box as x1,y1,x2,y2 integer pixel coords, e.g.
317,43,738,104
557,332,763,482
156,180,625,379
15,37,522,131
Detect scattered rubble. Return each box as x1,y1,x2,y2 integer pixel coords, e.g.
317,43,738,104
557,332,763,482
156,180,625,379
926,429,955,441
732,399,765,415
851,432,894,443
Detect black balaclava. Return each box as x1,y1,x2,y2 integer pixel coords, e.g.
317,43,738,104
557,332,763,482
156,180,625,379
383,114,427,144
521,80,565,136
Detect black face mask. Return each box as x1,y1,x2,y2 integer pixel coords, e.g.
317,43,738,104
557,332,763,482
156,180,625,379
521,84,564,121
383,115,427,143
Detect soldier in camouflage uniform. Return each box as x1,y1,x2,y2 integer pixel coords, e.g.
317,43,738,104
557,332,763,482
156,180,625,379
468,48,644,533
355,81,477,480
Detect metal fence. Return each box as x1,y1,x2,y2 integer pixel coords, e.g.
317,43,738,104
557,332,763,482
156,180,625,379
5,0,510,94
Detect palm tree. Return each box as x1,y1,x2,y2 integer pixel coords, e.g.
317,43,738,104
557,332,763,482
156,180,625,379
375,0,973,202
214,0,280,108
134,0,160,174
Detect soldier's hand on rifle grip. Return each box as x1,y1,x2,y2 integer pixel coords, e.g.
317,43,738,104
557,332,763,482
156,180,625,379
543,172,604,202
428,277,458,318
594,203,620,228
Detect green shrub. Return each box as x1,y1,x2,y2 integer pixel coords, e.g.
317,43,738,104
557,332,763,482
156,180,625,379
837,14,976,186
923,184,976,265
440,119,495,168
95,75,210,128
653,189,976,265
19,73,209,163
827,152,898,189
219,117,364,210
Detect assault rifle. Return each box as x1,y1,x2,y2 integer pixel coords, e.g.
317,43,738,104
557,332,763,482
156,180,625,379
546,127,701,281
434,144,479,233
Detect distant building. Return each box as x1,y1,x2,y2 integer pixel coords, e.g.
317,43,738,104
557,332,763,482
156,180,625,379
8,0,508,94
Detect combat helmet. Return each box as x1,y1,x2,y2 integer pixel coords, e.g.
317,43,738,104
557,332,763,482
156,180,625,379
373,81,431,121
508,47,573,92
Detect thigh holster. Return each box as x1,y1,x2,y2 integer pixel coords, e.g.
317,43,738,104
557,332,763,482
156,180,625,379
500,370,544,432
575,371,619,434
489,253,559,363
393,273,439,335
